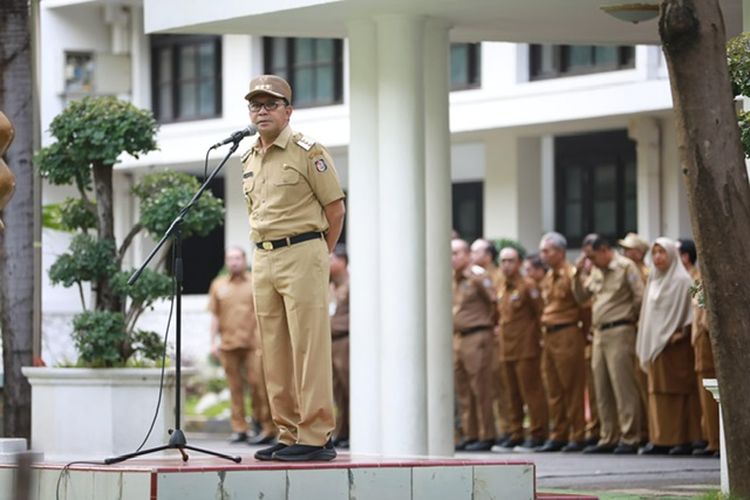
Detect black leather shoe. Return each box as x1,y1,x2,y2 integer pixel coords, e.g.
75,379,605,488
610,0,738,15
638,443,671,455
668,443,693,456
583,436,600,448
613,443,638,455
228,432,248,444
455,438,477,451
692,447,717,457
491,438,524,452
255,442,287,461
513,438,545,452
273,443,337,462
494,434,511,446
464,440,494,452
582,443,615,454
561,441,584,453
536,440,566,452
247,433,276,445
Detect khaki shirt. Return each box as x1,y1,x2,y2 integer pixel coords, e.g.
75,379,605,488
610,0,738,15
207,271,258,351
540,262,583,326
330,276,350,335
497,274,543,361
453,269,496,332
636,262,649,284
241,125,345,242
572,253,644,329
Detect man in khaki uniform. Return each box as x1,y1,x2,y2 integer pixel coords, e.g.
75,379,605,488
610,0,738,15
208,247,274,445
329,244,350,448
470,238,510,444
452,239,497,451
492,247,548,452
618,231,651,445
538,232,587,452
573,234,644,454
242,75,346,462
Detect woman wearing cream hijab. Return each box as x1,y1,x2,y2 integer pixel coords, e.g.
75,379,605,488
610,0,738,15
636,237,701,455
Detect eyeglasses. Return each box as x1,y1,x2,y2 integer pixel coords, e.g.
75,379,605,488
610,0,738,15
247,100,286,112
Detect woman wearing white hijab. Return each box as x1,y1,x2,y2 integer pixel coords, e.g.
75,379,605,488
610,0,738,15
636,237,702,455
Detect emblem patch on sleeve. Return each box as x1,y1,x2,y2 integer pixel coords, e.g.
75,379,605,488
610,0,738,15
314,158,328,173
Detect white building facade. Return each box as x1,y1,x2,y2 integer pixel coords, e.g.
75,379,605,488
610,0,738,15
38,0,744,456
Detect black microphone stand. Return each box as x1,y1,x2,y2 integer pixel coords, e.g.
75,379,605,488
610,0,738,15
105,139,246,465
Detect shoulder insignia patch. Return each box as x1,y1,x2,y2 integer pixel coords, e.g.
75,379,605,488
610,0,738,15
295,134,316,151
240,149,252,162
314,157,328,173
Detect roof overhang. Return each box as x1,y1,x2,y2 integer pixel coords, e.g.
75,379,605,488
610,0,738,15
143,0,742,45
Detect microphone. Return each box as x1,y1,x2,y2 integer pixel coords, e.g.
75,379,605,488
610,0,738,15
211,125,257,149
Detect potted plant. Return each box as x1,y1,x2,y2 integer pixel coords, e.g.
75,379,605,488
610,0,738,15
22,96,224,458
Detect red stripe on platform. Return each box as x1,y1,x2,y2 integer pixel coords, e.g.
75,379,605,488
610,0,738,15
150,472,158,500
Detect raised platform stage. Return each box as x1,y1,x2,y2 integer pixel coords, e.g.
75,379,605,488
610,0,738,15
0,450,556,500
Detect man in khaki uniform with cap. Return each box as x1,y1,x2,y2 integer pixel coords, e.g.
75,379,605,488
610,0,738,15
573,234,644,454
208,247,275,445
242,75,345,462
618,231,651,443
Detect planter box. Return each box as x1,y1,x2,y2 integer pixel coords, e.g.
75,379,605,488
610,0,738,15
22,366,195,460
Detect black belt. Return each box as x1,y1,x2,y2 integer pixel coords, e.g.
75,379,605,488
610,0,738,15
542,322,577,334
599,319,634,331
256,231,324,250
456,325,493,336
332,331,349,340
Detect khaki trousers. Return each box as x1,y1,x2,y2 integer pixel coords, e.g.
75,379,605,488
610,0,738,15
331,335,350,439
454,330,496,442
634,359,650,443
219,348,273,435
591,326,642,446
584,343,600,441
501,357,548,441
493,334,511,437
253,238,335,446
542,326,586,443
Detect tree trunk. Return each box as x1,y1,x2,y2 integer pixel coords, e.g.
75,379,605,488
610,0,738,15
659,1,750,495
91,160,120,312
0,0,33,440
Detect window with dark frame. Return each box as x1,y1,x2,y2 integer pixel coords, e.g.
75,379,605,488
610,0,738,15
263,37,343,108
452,181,484,243
529,44,635,80
451,43,481,91
554,130,637,247
150,35,222,123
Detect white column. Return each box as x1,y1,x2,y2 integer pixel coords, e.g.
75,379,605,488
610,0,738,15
629,117,662,241
346,19,382,454
423,18,453,457
376,14,428,456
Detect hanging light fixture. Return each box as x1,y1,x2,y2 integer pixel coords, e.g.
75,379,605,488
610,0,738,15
600,2,660,24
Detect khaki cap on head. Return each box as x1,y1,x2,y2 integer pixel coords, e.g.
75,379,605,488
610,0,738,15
245,75,292,102
618,232,650,252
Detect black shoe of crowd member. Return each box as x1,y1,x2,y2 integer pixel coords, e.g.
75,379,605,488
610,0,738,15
536,440,566,453
582,443,615,454
638,442,671,455
332,436,349,449
455,438,477,451
494,433,511,446
247,433,276,446
668,443,693,456
561,441,584,453
613,443,638,455
464,440,494,452
228,432,248,444
513,438,545,452
691,447,717,457
583,436,600,448
491,438,524,453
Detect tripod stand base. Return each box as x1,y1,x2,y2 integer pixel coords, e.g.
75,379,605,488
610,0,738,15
104,429,242,465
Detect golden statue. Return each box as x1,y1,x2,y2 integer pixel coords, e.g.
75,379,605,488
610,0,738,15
0,111,16,231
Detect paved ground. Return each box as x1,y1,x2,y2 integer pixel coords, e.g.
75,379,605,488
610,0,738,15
188,433,720,499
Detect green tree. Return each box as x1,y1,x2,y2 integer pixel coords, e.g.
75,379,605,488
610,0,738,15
38,97,224,367
659,1,750,495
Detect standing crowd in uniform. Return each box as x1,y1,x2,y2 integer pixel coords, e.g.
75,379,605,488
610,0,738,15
451,232,720,457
